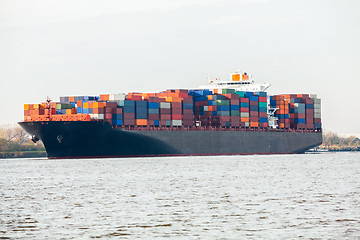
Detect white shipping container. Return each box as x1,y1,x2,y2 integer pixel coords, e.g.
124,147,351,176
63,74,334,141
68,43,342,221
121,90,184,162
245,122,250,127
314,112,321,118
204,106,208,111
160,102,171,109
172,120,182,126
314,103,321,109
98,114,104,120
313,99,321,104
240,112,249,117
309,94,317,99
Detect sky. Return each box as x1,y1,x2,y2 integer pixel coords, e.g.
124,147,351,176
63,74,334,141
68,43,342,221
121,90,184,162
1,0,359,136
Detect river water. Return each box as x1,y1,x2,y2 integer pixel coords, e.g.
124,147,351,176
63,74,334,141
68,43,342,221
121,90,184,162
1,152,359,239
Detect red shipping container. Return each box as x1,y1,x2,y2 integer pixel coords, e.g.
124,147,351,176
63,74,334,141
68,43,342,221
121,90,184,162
230,99,240,105
172,114,182,120
171,102,182,108
182,115,193,120
148,97,160,103
123,119,135,125
182,97,193,103
123,113,135,119
159,120,168,126
115,108,123,114
160,108,171,114
258,97,267,102
172,108,182,114
160,114,171,120
220,116,230,121
127,95,142,101
249,111,258,117
105,113,112,119
230,116,240,125
182,109,193,115
305,98,314,104
250,116,259,122
148,114,159,120
240,107,249,112
231,121,240,127
240,98,249,103
294,113,305,118
249,101,258,106
183,120,194,126
105,107,114,113
105,102,117,108
259,112,267,118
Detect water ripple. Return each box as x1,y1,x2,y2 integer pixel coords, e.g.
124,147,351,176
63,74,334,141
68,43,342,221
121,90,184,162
0,153,360,239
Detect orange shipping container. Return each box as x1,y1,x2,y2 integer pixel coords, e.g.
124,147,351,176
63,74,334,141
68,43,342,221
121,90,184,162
232,74,240,81
24,104,29,110
250,122,259,127
136,119,148,126
51,102,57,108
240,117,250,122
100,94,110,101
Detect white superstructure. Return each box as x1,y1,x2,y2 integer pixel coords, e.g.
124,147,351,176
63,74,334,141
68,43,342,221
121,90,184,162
199,71,270,92
199,70,278,129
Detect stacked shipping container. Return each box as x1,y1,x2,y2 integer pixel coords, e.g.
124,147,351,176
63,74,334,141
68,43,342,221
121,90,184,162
23,89,321,131
270,94,321,130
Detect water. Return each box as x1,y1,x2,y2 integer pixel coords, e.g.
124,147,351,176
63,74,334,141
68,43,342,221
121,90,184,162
1,153,359,239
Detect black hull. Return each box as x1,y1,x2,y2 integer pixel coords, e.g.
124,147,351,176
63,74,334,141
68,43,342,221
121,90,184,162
19,121,322,159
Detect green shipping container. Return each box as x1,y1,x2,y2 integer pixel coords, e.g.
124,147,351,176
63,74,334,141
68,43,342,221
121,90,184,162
222,89,236,94
216,100,229,106
235,91,245,98
259,102,267,108
230,110,240,116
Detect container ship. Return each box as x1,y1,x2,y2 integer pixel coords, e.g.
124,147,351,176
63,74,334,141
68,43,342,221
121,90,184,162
19,71,322,159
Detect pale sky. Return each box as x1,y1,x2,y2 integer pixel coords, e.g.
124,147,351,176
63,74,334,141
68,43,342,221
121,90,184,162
1,0,359,136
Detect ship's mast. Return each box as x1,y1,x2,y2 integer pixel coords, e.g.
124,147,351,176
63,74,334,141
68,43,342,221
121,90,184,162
46,96,52,120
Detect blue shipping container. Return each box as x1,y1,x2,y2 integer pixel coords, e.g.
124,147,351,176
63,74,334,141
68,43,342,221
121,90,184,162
259,117,267,123
124,106,135,113
148,102,159,109
183,103,193,109
240,102,249,108
250,106,258,111
294,118,306,124
259,107,267,112
231,105,239,111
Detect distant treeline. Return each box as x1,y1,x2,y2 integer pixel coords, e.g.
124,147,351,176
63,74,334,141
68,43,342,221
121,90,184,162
0,125,46,158
320,131,360,151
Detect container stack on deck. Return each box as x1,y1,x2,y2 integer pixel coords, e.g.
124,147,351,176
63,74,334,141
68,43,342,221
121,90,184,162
23,89,321,131
270,94,321,130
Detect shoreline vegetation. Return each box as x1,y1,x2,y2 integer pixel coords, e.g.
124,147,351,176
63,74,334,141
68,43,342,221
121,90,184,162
0,126,46,159
0,126,359,158
316,131,360,152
